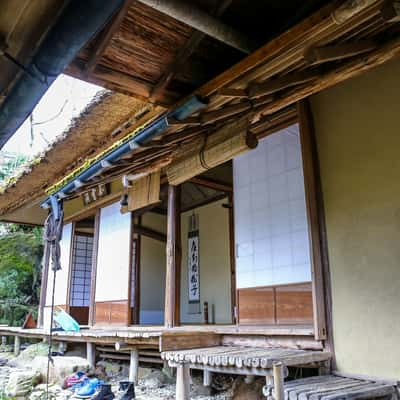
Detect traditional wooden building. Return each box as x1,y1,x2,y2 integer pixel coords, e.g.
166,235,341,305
1,0,400,398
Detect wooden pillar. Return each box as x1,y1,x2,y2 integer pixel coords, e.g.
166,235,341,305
273,362,284,400
86,342,96,367
176,364,190,400
129,348,139,384
58,341,67,354
14,336,20,356
203,369,212,387
165,185,181,328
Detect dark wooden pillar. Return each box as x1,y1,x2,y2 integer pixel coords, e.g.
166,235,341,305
165,184,181,328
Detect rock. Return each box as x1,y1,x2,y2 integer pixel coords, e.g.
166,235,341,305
9,342,50,368
231,377,265,400
29,383,73,400
96,360,121,378
6,369,41,397
141,370,169,389
138,366,152,379
188,373,213,397
32,356,90,385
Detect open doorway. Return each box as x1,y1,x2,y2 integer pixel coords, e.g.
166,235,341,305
129,163,235,326
68,215,95,325
179,162,234,325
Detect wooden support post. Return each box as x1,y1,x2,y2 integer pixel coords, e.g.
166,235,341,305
203,369,212,387
14,336,20,356
129,348,139,384
273,362,284,400
165,185,181,328
58,341,67,354
86,342,96,367
176,364,190,400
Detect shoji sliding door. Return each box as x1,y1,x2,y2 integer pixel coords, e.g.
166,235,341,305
233,124,313,325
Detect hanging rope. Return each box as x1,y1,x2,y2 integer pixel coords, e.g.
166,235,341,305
41,204,64,400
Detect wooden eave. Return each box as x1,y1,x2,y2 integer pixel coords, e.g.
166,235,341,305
59,0,400,200
64,0,332,106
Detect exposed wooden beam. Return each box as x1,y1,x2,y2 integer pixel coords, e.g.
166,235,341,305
248,70,318,99
201,101,252,124
304,40,377,65
189,177,233,193
133,224,167,242
217,88,248,98
181,192,227,213
137,0,256,53
380,0,400,22
85,0,133,75
150,0,232,100
254,35,400,118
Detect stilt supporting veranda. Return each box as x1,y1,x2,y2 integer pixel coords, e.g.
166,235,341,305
176,364,190,400
14,336,20,356
86,342,96,367
129,348,139,384
58,341,67,354
273,362,284,400
203,369,212,387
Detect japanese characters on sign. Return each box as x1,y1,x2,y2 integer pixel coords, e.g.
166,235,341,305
81,183,109,206
188,230,200,303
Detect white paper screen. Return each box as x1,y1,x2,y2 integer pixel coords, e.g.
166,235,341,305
233,124,312,288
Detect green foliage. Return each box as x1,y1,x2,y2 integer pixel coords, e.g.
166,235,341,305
0,224,43,326
0,152,30,182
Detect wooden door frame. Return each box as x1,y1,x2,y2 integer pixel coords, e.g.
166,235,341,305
88,209,101,326
66,213,98,326
298,99,334,348
228,193,237,324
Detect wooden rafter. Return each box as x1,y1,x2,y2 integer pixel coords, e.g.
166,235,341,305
84,0,133,75
303,40,378,65
150,0,233,101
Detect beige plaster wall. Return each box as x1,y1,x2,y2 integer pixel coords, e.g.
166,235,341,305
139,212,167,324
311,57,400,379
180,199,232,324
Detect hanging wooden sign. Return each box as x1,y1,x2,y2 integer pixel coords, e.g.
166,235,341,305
81,183,109,206
188,212,200,304
188,230,200,303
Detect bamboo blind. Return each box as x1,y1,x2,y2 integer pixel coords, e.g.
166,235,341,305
167,117,257,185
127,170,161,212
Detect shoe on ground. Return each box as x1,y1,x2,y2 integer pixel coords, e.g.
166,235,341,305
118,381,135,400
92,383,115,400
75,378,103,398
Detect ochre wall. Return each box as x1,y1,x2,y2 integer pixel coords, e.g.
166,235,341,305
180,198,232,324
311,57,400,379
